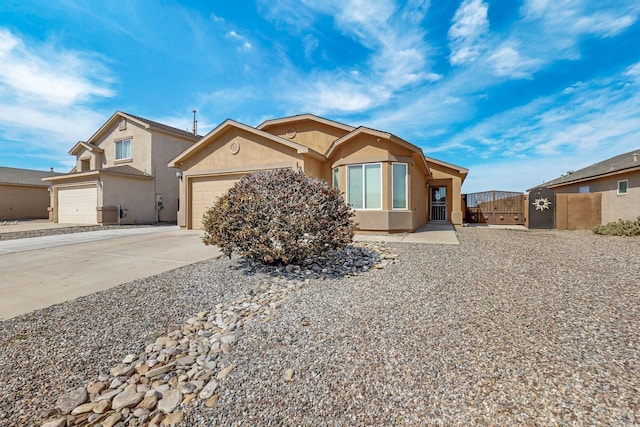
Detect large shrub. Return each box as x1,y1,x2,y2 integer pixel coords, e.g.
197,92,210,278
202,168,356,265
593,217,640,236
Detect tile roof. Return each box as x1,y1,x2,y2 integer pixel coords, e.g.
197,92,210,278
0,166,64,186
535,148,640,189
123,112,202,141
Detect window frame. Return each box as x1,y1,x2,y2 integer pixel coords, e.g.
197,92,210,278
617,179,628,195
115,138,132,161
346,163,382,210
332,167,339,189
392,162,408,210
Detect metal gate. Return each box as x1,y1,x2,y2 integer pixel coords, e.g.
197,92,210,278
430,187,447,222
528,187,555,229
464,191,525,225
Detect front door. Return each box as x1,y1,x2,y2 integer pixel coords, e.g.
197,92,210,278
430,186,447,222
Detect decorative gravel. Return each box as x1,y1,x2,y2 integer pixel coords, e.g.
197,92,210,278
0,224,155,241
1,228,639,426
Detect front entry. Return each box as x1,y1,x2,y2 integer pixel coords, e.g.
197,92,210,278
430,186,447,222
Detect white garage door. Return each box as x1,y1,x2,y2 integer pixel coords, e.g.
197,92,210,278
58,187,98,224
190,175,241,229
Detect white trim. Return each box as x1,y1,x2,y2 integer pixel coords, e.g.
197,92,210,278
114,138,132,161
617,179,628,195
392,162,408,210
346,163,382,210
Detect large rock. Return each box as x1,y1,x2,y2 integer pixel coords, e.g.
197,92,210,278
157,389,182,413
111,387,144,410
40,419,66,427
55,386,88,414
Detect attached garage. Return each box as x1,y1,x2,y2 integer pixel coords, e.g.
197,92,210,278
189,175,243,229
57,186,98,224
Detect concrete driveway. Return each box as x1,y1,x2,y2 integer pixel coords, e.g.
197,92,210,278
0,226,220,320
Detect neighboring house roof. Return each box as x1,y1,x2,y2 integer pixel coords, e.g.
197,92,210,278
0,166,63,187
84,111,202,146
168,119,326,167
257,113,355,133
44,165,154,183
531,148,640,191
69,140,105,156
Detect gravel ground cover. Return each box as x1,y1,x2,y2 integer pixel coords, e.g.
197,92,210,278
1,227,639,426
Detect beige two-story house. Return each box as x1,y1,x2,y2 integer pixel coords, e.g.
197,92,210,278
44,111,201,224
169,114,468,232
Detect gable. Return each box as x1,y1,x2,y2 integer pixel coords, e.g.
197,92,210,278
176,126,304,173
260,117,352,154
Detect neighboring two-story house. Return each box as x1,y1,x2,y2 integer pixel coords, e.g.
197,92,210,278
44,111,201,224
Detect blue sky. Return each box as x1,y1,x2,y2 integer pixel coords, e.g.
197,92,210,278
0,0,639,193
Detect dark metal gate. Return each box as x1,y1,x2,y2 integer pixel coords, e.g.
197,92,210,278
528,187,555,229
464,191,525,225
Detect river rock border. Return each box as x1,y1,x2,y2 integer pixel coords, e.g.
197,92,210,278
40,244,396,427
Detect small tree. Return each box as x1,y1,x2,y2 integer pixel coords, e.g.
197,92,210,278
203,168,356,264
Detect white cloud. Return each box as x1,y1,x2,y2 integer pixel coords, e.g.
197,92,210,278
0,28,115,169
488,43,540,78
448,0,489,65
0,29,114,107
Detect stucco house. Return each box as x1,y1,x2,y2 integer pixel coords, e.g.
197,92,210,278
168,114,468,232
44,111,201,224
532,148,640,225
0,167,63,220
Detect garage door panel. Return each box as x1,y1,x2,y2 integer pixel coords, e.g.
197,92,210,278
58,187,98,224
190,176,240,229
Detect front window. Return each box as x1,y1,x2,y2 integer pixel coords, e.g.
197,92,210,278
392,163,408,209
347,163,381,209
115,139,131,160
618,180,628,195
579,185,589,193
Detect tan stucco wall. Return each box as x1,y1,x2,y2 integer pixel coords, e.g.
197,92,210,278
102,175,155,224
92,120,153,173
263,120,350,154
552,171,640,223
0,184,50,220
151,132,196,222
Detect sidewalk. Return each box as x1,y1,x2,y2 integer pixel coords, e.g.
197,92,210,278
355,223,459,245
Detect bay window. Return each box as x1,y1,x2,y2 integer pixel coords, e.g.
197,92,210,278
347,163,381,209
392,163,408,209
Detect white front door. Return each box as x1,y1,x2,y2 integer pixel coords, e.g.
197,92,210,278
430,186,447,222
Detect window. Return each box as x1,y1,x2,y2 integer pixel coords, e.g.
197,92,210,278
579,186,589,193
392,163,408,209
618,180,628,195
347,163,381,209
332,168,339,189
115,139,131,160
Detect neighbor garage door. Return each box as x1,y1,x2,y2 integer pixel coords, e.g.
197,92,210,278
190,175,242,229
57,186,98,224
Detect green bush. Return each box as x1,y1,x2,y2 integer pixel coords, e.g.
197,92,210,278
593,217,640,236
202,168,356,265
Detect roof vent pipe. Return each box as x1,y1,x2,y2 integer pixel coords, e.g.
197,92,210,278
192,110,198,135
634,153,638,162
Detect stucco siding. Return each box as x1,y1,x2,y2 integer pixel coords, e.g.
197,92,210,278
94,120,153,173
0,184,50,220
265,121,350,154
102,175,155,224
552,171,640,223
151,133,196,222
